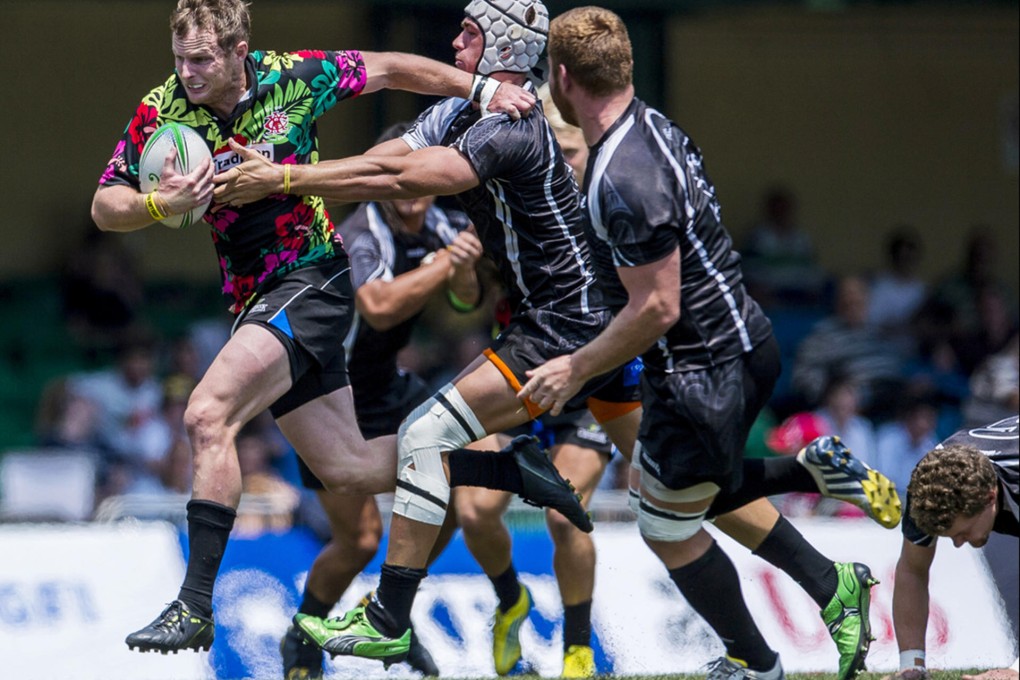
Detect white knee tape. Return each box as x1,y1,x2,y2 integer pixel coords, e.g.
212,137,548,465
637,476,719,542
638,501,708,542
394,384,486,526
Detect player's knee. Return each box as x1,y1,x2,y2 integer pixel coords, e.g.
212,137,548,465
637,480,719,542
456,502,504,536
182,392,228,451
393,385,485,526
546,504,584,541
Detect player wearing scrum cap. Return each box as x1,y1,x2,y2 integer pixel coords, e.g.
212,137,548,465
91,0,547,659
214,0,653,666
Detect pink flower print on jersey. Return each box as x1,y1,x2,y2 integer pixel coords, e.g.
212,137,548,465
335,50,367,94
207,204,241,234
295,50,327,60
100,140,128,185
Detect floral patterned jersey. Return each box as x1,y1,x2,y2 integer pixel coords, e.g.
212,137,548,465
99,49,367,314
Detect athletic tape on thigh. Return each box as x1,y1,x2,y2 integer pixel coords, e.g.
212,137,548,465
394,383,486,525
637,473,719,541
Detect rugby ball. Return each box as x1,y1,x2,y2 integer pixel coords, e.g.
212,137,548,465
139,122,212,229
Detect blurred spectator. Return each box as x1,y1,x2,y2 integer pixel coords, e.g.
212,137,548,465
813,372,877,466
234,423,300,536
962,331,1020,428
791,274,905,417
67,332,171,498
741,185,828,308
951,283,1018,377
34,377,101,452
872,389,940,491
867,224,927,351
915,224,1016,367
60,228,145,356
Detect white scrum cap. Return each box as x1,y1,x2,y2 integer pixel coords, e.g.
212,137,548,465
464,0,549,75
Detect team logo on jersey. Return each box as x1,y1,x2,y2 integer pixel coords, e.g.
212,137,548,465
263,110,291,140
970,416,1019,441
214,143,274,174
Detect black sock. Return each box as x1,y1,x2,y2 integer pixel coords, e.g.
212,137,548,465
753,515,838,608
489,565,522,613
563,600,593,649
298,589,334,618
366,563,428,635
448,448,523,494
177,499,236,619
708,457,817,517
668,541,777,670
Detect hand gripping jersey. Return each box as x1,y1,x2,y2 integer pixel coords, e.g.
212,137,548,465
903,415,1020,546
99,50,368,314
580,97,773,373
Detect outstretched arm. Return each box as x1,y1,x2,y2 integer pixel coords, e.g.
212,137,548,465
213,139,478,206
360,51,534,118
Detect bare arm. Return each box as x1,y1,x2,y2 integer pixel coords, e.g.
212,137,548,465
893,538,936,656
360,51,534,116
213,139,479,206
92,151,213,232
518,249,681,415
357,249,455,331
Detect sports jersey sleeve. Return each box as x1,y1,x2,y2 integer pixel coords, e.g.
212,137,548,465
347,230,387,290
594,168,680,269
452,115,536,184
98,83,170,189
285,50,366,118
403,98,472,150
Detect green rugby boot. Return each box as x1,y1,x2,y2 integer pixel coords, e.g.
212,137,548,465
281,622,324,679
295,606,410,666
492,584,532,675
822,562,879,680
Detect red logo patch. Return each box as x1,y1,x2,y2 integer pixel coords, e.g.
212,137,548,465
264,110,290,137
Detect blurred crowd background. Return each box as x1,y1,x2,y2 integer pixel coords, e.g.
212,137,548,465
0,0,1016,533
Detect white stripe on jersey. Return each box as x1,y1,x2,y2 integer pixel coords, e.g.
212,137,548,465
642,108,753,352
588,113,634,263
541,122,593,313
487,178,533,306
365,203,395,282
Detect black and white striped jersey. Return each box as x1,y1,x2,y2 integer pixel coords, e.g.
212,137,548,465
903,415,1020,546
402,94,604,318
581,97,772,373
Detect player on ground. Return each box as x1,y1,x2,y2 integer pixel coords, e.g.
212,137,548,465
520,7,896,679
90,0,577,657
279,121,481,679
885,415,1018,680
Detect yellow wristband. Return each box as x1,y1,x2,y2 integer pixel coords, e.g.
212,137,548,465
145,191,167,222
283,164,291,194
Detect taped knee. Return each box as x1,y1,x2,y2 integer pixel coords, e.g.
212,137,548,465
394,384,485,526
637,477,719,542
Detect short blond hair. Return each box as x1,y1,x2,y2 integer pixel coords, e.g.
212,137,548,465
171,0,251,53
548,6,632,96
908,443,998,536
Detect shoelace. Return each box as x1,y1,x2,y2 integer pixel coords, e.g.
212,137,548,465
154,602,186,632
704,658,746,680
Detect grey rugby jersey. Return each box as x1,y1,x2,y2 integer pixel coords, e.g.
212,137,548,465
340,202,470,401
402,92,603,317
903,415,1020,546
581,97,772,373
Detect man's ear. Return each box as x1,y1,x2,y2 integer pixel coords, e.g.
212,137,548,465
234,41,249,60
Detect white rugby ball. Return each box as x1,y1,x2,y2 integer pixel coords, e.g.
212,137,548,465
139,122,213,229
